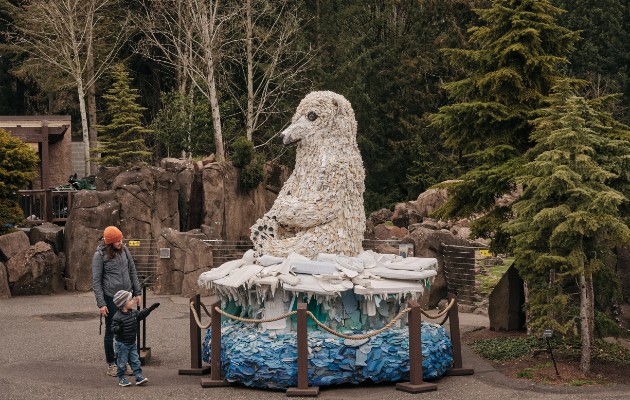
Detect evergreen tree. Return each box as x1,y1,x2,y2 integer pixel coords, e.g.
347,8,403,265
430,0,581,249
94,64,152,167
554,0,630,124
302,0,479,212
504,92,630,372
150,90,214,159
0,128,38,234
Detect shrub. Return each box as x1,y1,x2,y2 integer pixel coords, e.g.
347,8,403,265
231,136,255,168
0,128,38,234
239,154,266,192
470,337,539,360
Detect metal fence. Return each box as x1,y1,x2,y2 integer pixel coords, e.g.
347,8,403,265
125,238,161,286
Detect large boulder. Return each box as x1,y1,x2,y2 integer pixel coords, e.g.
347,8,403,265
373,224,408,240
154,228,213,297
488,265,525,331
202,162,289,241
5,242,64,295
406,227,473,308
29,223,64,253
0,230,31,260
111,167,180,238
410,186,450,217
0,261,9,299
64,190,120,291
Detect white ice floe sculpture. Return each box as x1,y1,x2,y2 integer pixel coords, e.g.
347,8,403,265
250,91,366,259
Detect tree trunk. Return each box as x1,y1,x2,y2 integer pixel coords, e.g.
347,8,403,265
207,67,224,161
86,51,98,175
579,271,592,373
245,0,254,141
76,80,91,176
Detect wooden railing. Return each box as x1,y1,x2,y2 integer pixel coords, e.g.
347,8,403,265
17,189,76,223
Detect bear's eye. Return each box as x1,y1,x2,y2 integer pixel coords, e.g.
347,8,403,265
307,111,318,122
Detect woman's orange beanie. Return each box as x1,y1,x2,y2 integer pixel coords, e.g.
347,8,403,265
103,226,123,244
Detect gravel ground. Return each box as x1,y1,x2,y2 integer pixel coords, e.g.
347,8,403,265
0,291,628,400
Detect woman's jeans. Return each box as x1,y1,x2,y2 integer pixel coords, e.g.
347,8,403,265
115,341,142,379
103,295,117,364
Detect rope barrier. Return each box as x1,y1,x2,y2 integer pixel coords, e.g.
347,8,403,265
189,302,212,329
306,308,410,340
214,307,298,323
419,298,456,320
188,297,456,338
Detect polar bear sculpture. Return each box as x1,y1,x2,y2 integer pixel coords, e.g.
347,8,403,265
250,91,365,259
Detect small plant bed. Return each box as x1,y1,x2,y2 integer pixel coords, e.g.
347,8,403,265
463,328,630,386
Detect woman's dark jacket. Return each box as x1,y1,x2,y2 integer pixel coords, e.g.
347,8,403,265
92,243,141,308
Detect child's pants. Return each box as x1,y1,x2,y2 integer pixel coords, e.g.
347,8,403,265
115,341,142,379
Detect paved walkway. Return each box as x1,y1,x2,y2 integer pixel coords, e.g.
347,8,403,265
0,292,628,400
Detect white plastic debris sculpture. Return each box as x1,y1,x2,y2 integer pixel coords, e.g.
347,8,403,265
250,91,366,259
197,91,453,389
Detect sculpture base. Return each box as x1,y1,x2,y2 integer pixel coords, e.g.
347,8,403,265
202,321,453,389
200,378,231,387
286,386,320,397
139,347,151,366
396,382,438,393
178,366,211,375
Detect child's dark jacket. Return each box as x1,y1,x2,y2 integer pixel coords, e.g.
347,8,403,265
111,308,152,344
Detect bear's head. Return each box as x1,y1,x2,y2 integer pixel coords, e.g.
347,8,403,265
281,91,357,146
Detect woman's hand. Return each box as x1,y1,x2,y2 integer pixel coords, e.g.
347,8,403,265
100,306,108,316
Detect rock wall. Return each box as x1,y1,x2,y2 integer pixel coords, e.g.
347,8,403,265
154,228,214,297
63,161,287,295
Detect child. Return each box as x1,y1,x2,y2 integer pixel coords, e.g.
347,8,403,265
111,290,160,387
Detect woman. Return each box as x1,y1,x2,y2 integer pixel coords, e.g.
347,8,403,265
92,226,142,376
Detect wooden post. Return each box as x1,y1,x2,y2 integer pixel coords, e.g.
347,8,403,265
445,293,474,376
41,121,49,190
397,300,438,393
44,189,53,222
286,303,319,397
179,294,211,375
201,301,230,387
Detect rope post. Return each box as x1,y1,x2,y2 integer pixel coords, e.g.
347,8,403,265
178,294,211,375
286,303,319,397
201,301,230,387
396,300,438,393
445,293,474,376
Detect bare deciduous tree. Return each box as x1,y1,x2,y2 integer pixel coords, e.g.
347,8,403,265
10,0,126,176
233,0,313,141
135,0,237,161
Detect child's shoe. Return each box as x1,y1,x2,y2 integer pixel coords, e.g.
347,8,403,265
135,376,149,386
118,377,132,387
107,363,117,377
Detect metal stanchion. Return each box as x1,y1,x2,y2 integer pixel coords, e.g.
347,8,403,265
286,303,319,397
201,301,230,387
179,294,211,375
445,293,474,376
138,284,151,364
396,300,438,393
